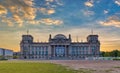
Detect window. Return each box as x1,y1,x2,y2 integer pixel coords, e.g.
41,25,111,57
39,51,41,55
46,47,48,51
42,51,44,56
36,51,37,55
39,47,41,51
32,51,34,55
45,51,48,56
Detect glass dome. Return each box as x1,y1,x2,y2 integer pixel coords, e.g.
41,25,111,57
54,34,67,39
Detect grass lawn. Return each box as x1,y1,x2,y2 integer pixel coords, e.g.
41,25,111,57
0,61,93,73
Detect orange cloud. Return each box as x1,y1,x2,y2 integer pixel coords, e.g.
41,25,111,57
47,9,55,15
39,8,55,15
1,16,13,27
0,0,36,27
100,20,120,27
99,16,120,27
41,18,63,25
0,5,7,15
0,0,64,27
84,0,94,7
13,14,23,27
27,18,63,25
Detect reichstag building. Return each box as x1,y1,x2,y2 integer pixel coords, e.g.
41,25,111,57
20,34,100,59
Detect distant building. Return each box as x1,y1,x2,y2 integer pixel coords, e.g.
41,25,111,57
20,34,100,59
13,52,20,59
0,48,13,59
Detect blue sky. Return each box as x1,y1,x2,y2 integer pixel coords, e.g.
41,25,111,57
0,0,120,51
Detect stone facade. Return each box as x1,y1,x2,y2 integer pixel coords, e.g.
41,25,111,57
20,34,100,59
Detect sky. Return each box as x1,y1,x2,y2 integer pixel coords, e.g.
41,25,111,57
0,0,120,52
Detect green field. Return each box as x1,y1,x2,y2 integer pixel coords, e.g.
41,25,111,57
0,62,92,73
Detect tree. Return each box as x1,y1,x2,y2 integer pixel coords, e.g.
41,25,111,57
110,50,120,57
100,50,120,57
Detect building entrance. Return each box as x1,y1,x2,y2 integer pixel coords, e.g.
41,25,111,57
55,46,65,57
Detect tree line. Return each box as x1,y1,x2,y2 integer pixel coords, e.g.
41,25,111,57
101,50,120,57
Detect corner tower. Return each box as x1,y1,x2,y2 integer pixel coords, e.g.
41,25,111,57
87,35,100,44
20,35,33,59
87,35,100,57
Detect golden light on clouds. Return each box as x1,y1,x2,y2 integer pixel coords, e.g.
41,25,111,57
0,5,7,15
84,1,93,7
24,0,34,6
1,17,14,27
99,16,120,27
41,18,63,25
100,20,120,27
27,18,63,25
47,9,55,15
39,8,55,15
13,14,23,27
0,0,36,27
0,0,62,27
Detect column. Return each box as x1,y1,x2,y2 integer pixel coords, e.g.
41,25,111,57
54,45,56,57
65,45,67,57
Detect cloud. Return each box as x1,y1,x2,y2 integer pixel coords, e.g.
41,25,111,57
46,0,54,2
0,0,63,27
0,5,7,15
13,14,23,27
99,16,120,27
47,9,55,14
0,0,36,27
41,18,63,25
27,18,63,25
115,0,120,6
84,0,94,7
55,0,63,6
1,16,13,27
39,0,63,15
82,10,94,16
39,8,55,15
104,10,109,14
